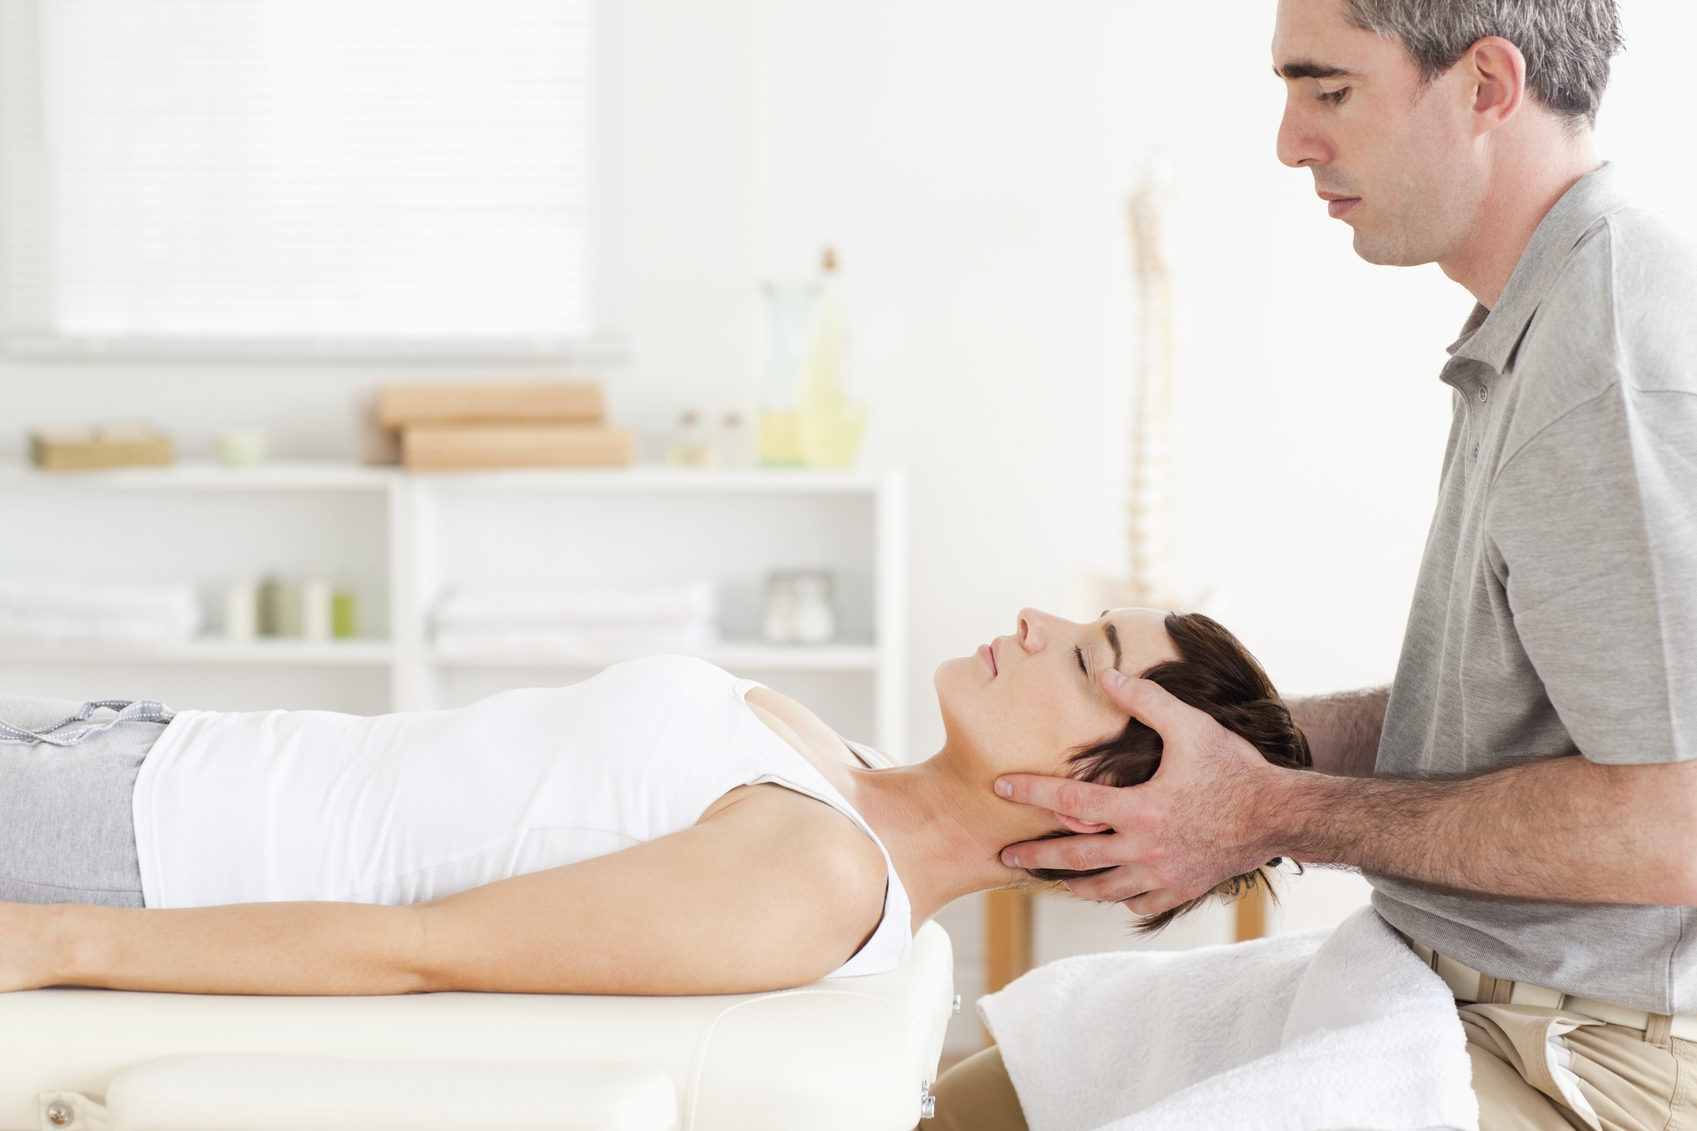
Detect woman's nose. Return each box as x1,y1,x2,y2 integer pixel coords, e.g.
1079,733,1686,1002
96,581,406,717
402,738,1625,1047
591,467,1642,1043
1017,608,1048,652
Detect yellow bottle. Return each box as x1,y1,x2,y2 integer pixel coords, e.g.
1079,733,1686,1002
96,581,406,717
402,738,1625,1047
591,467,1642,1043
794,249,864,469
759,411,805,466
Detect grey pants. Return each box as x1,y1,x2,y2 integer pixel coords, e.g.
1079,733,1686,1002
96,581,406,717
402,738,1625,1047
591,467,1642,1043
0,697,174,907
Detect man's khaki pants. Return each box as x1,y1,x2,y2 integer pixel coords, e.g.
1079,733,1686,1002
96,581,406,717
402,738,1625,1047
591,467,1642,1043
920,1004,1697,1131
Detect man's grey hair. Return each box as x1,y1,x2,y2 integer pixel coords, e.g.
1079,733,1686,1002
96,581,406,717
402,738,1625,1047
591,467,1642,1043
1343,0,1623,128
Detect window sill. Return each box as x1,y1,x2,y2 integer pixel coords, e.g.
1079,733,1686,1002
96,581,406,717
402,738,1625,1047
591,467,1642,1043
2,333,629,365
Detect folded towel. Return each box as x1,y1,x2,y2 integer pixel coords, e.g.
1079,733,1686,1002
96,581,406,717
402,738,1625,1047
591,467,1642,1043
433,580,718,653
980,906,1477,1131
0,577,201,645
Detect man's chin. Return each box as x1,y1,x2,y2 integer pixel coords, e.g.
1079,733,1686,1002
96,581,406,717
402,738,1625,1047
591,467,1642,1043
1351,228,1435,268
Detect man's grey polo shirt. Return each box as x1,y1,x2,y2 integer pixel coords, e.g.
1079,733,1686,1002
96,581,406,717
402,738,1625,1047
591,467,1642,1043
1370,164,1697,1014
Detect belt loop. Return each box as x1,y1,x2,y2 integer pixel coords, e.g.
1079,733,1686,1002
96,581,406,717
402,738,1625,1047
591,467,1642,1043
1478,974,1514,1005
1645,1012,1673,1047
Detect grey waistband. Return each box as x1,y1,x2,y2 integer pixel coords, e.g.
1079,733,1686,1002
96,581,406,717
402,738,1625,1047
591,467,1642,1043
0,700,175,747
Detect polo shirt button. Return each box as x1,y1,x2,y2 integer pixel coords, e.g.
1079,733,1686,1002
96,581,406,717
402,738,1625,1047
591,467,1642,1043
1472,444,1480,460
1478,387,1489,403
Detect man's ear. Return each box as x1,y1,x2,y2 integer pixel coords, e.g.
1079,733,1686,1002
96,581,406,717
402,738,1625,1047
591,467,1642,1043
1461,35,1527,133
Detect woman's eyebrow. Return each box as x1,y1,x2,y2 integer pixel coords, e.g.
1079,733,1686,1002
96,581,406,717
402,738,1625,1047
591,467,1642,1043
1104,623,1122,670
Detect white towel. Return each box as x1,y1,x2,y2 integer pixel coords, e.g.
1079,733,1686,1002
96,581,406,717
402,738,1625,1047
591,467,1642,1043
980,907,1477,1131
433,580,718,653
0,576,200,645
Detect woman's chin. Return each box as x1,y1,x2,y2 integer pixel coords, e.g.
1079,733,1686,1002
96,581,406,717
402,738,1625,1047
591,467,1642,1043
932,654,979,697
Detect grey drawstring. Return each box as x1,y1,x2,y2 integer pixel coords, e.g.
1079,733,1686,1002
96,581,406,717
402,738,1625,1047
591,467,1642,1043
0,700,175,747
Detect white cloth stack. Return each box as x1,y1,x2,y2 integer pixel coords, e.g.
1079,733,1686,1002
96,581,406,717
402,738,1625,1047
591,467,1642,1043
980,907,1478,1131
433,580,718,653
0,576,200,646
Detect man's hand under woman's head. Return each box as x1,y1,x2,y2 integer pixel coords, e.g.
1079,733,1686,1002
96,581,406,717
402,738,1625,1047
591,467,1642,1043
996,619,1312,927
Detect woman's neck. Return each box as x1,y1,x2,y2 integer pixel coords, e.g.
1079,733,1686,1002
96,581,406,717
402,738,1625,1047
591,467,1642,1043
842,749,1055,928
738,685,1054,928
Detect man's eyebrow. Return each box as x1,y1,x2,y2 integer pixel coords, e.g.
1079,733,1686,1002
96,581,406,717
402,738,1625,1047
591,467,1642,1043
1274,61,1356,80
1104,622,1122,672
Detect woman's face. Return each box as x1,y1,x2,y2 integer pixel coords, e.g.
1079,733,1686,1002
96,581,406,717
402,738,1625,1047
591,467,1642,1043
935,607,1179,773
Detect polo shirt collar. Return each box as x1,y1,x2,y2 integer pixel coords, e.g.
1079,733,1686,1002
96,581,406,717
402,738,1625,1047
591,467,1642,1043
1446,162,1629,375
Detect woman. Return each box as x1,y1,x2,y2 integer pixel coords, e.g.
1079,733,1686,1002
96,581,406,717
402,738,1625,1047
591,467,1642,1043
0,607,1307,997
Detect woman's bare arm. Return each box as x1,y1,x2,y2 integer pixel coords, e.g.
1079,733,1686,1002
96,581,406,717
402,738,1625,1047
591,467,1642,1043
4,786,887,996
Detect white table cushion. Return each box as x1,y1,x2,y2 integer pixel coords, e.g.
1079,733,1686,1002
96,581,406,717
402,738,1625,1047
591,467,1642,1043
1,921,953,1131
46,1056,677,1131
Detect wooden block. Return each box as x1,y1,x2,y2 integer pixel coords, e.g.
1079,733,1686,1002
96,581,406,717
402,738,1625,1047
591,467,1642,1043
378,382,604,428
30,424,174,471
985,889,1035,998
1234,883,1269,942
358,389,403,466
402,424,635,470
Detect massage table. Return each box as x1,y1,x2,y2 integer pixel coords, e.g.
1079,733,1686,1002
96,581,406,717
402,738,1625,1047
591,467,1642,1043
0,921,955,1131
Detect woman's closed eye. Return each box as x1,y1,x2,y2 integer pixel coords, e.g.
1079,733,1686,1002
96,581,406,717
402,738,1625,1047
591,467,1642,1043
1074,645,1089,677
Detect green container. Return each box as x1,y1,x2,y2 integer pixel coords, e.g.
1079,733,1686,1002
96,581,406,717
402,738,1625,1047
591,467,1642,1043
331,591,358,640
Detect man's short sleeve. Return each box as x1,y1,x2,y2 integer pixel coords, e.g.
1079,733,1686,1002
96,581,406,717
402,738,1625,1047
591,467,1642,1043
1487,384,1697,764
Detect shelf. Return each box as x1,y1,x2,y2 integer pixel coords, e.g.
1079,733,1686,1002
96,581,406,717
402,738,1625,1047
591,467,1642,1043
428,642,879,672
0,463,906,747
0,462,398,492
0,462,889,495
3,638,871,672
0,638,396,666
412,466,886,493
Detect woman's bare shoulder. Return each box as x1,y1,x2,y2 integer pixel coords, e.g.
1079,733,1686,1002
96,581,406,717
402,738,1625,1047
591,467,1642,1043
702,783,886,891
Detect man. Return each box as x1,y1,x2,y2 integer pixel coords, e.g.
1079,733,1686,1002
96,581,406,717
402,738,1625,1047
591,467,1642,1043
925,0,1697,1127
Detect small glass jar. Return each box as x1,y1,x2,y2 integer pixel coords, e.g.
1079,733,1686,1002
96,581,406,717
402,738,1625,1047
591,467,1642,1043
718,411,752,468
669,410,716,467
763,570,835,645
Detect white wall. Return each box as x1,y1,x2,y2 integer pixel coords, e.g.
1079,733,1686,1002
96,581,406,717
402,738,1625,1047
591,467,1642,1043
734,0,1696,1054
8,0,1689,720
1,0,1691,1056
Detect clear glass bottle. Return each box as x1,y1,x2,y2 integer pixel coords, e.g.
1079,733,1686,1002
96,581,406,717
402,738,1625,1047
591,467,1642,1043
668,410,716,467
759,283,819,467
718,411,752,468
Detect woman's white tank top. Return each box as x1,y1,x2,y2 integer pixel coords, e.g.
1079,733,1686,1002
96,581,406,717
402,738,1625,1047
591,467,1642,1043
131,656,911,978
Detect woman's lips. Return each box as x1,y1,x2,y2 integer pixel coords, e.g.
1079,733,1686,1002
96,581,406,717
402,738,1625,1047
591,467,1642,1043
978,642,998,676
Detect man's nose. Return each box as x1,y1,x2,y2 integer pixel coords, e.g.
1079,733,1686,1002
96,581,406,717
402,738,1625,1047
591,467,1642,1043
1276,96,1332,169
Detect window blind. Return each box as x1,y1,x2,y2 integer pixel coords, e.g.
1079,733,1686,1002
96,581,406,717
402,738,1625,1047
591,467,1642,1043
6,0,592,354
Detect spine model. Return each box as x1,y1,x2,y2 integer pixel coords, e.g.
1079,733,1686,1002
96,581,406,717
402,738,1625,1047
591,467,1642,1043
1125,162,1179,612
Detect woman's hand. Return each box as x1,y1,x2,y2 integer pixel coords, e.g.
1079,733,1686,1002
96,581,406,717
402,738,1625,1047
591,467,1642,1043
0,901,63,992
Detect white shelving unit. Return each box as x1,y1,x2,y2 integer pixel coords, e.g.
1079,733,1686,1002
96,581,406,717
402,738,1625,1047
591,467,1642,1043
0,639,398,667
0,463,907,755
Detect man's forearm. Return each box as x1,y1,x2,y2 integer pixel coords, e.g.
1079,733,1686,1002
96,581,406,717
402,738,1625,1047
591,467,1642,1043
1288,687,1388,777
1270,753,1697,905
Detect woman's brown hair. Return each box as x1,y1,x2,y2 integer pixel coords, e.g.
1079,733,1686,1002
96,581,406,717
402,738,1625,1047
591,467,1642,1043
1024,611,1311,933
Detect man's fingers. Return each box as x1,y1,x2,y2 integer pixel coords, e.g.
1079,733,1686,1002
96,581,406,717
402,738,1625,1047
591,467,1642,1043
1101,673,1208,740
1000,830,1133,873
1121,887,1187,917
995,773,1129,826
1062,866,1162,904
